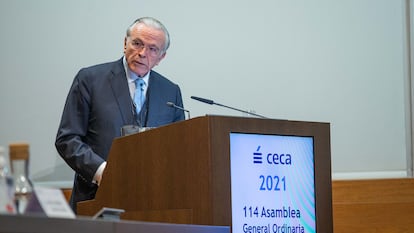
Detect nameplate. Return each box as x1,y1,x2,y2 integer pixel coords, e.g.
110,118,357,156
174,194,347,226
26,186,75,219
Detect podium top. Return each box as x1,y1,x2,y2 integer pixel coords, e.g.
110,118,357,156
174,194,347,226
0,214,230,233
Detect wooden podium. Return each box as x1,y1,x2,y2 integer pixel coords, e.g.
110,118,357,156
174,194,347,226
77,115,332,230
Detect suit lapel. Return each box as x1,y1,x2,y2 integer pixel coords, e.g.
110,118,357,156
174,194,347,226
108,59,134,125
146,71,161,111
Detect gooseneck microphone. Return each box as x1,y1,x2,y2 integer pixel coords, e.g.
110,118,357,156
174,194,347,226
166,102,191,119
190,96,214,105
190,96,268,119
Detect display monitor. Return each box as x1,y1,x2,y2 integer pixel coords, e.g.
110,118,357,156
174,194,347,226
230,132,316,233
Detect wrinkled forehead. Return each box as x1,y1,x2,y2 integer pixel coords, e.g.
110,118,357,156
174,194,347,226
128,24,166,46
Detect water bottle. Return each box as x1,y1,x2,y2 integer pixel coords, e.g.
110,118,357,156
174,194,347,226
9,143,33,214
0,146,16,214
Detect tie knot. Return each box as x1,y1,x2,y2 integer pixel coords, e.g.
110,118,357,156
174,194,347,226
135,78,145,88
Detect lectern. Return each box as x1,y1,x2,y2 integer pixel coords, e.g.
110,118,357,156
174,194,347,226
77,115,332,232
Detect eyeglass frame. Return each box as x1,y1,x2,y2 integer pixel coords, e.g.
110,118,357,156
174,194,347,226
127,37,163,57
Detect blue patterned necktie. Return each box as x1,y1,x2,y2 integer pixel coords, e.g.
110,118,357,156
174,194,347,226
134,78,145,113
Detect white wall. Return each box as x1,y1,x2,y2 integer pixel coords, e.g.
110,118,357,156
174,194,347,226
0,0,409,186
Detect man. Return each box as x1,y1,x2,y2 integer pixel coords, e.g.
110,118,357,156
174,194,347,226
55,17,185,212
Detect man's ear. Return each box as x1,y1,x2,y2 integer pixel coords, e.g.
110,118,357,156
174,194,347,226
123,37,128,53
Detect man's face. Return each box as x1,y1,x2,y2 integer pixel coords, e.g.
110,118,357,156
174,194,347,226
124,23,166,77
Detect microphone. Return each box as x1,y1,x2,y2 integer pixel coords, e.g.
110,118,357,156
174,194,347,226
190,96,214,105
166,102,191,119
190,96,268,119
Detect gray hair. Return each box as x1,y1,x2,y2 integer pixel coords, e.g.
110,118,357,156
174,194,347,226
126,17,170,53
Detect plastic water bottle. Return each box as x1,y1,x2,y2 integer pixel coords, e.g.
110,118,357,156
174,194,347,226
0,146,16,214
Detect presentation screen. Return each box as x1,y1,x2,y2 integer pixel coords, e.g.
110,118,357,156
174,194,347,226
230,132,315,233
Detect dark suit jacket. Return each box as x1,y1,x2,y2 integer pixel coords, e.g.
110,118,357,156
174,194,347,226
55,58,184,212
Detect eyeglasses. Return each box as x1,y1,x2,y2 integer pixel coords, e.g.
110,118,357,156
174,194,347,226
129,39,161,57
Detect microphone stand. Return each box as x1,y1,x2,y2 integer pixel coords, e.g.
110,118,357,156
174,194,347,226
166,102,191,119
190,96,268,119
214,102,268,119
